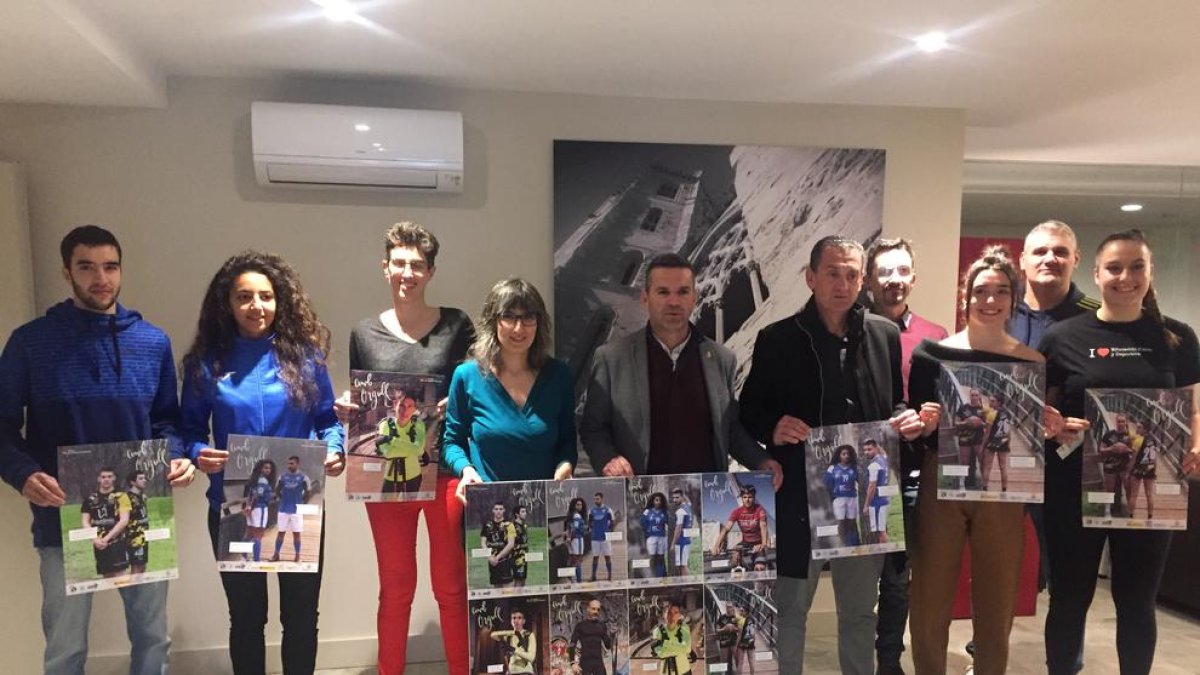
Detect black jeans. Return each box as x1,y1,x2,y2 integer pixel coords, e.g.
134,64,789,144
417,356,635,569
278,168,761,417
1044,486,1171,675
207,509,325,675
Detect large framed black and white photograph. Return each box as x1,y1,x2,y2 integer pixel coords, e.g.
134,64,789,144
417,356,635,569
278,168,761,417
554,141,886,473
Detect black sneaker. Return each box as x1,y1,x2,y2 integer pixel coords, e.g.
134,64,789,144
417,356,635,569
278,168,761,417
877,664,906,675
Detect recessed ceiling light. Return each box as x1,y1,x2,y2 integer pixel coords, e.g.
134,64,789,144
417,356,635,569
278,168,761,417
376,147,386,152
915,32,948,53
372,142,382,148
312,0,358,23
354,123,370,132
1121,203,1143,212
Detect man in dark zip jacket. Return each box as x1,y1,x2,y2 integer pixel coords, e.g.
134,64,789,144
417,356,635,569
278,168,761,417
739,235,922,675
0,226,194,675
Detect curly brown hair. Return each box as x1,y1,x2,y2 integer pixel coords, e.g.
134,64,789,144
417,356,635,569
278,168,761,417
183,251,331,409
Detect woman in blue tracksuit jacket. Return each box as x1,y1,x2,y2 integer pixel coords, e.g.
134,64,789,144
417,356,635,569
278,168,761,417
180,250,343,675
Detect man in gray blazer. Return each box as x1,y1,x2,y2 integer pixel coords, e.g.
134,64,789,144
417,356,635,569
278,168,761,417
580,253,783,487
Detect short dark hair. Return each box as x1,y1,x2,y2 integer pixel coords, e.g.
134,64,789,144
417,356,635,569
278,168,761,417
809,235,864,270
643,253,694,289
384,221,440,267
670,488,683,495
288,455,300,463
61,225,121,267
865,238,915,278
98,466,115,475
739,485,756,496
126,471,145,485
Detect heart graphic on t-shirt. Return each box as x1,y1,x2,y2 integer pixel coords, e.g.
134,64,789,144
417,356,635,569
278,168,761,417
1096,347,1111,357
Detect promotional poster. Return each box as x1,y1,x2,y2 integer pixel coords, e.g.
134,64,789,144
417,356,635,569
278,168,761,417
626,474,704,586
548,589,629,675
628,584,706,675
936,361,1047,503
701,472,776,581
57,439,177,595
469,595,550,675
547,477,628,590
805,421,905,560
215,435,327,573
465,481,551,599
1081,387,1192,530
705,580,778,674
345,370,444,502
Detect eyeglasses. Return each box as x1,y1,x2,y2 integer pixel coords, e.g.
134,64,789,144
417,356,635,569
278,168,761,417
875,265,913,280
390,260,429,274
498,312,538,327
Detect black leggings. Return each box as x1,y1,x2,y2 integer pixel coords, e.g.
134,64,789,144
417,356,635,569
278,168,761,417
207,509,325,675
1044,487,1171,675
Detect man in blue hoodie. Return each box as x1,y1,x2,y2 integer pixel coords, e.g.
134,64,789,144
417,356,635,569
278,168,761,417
0,225,195,675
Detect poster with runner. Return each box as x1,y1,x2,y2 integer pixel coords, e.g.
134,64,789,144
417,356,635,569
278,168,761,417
215,435,326,572
1081,387,1192,530
57,439,178,595
628,584,705,675
345,370,443,502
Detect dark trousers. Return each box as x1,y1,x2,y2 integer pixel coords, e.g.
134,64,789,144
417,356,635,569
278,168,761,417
207,509,324,675
1044,495,1171,675
876,550,910,666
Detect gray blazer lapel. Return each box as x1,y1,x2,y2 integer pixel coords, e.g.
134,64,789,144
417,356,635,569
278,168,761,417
699,339,729,468
630,332,651,472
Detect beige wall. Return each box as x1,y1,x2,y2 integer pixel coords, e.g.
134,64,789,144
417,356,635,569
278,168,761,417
0,76,964,672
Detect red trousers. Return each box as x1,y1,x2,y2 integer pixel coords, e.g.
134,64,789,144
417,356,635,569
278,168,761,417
367,475,467,675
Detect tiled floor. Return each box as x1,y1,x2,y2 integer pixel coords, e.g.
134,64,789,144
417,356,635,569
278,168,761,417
315,582,1200,674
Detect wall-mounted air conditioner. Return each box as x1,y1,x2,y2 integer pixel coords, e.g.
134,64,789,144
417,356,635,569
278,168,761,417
251,102,464,193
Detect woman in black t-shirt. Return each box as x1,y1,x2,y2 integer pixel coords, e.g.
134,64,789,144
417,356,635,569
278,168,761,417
1039,229,1200,675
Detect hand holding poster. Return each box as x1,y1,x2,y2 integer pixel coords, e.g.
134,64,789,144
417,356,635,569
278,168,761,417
1082,387,1192,530
58,439,178,595
935,361,1047,503
216,435,327,572
345,370,443,502
806,421,905,559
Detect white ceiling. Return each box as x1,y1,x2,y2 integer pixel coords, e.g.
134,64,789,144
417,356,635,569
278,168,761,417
6,0,1200,165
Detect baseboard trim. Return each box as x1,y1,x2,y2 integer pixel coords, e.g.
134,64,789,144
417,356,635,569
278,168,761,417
85,634,446,673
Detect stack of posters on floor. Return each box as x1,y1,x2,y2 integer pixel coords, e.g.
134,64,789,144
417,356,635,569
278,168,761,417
627,474,703,587
805,420,905,560
344,370,443,502
935,361,1047,503
701,472,776,580
465,472,778,675
1081,387,1193,530
57,439,178,595
215,434,327,572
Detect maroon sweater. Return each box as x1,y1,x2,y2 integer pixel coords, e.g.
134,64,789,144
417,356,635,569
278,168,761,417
645,330,716,474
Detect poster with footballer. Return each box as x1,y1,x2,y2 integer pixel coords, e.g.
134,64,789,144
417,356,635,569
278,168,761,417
344,370,443,502
626,474,703,586
469,595,550,675
214,435,327,572
701,472,776,581
548,589,629,675
628,584,705,675
57,439,178,595
805,421,905,560
935,361,1047,503
1081,387,1192,530
705,580,779,674
547,477,628,590
465,480,551,599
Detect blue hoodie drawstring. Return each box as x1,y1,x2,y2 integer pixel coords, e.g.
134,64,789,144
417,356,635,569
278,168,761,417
109,314,123,380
